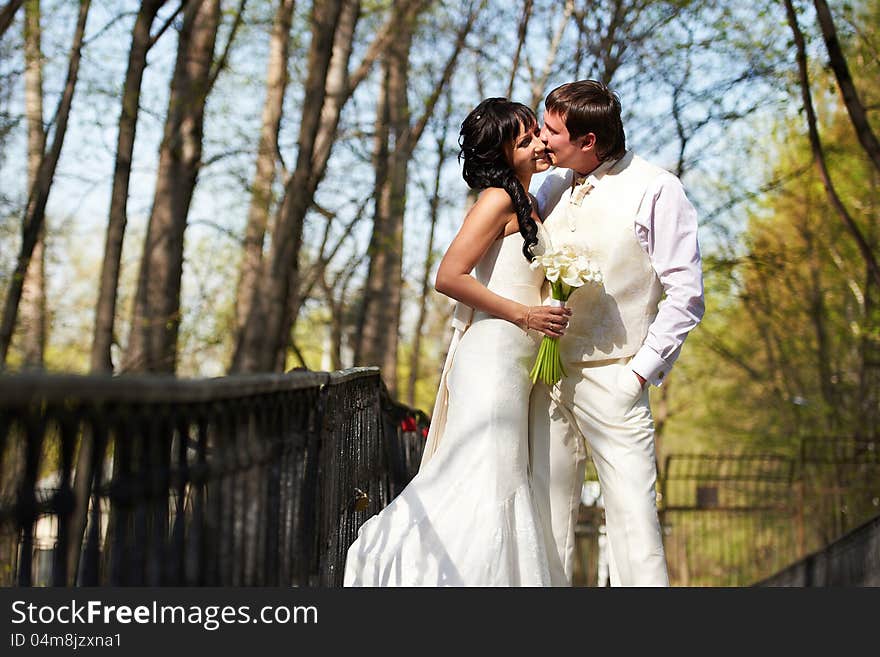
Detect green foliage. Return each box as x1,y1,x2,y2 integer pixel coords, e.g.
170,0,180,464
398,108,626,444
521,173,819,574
665,0,880,453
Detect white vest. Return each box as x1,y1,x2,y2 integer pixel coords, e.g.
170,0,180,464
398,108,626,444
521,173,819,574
542,151,665,363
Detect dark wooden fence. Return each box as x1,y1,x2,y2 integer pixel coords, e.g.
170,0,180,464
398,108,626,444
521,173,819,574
0,368,427,587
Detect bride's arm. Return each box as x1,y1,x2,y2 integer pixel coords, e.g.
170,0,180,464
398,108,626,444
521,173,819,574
434,188,569,338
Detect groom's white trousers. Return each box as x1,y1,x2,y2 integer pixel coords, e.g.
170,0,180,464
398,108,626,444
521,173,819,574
529,357,669,587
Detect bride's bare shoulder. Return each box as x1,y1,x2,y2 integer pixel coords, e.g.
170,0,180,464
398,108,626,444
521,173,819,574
474,187,514,213
458,188,515,238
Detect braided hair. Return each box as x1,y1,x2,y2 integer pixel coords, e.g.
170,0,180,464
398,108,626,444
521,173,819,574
459,98,539,262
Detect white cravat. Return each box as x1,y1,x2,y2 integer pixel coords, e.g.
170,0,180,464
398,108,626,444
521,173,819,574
566,158,618,228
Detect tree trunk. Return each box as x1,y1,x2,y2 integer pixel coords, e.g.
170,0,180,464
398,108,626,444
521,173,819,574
0,0,23,40
231,0,344,373
18,0,46,369
528,0,573,110
66,0,169,586
355,11,413,394
356,4,475,395
306,0,432,205
231,0,432,373
571,0,664,87
0,0,90,368
231,0,295,363
596,0,627,83
320,267,348,372
295,197,369,325
859,269,879,438
857,173,878,439
273,0,435,364
90,0,167,374
272,0,361,371
122,0,221,373
799,205,839,433
812,0,880,174
506,0,532,98
407,97,451,407
782,0,880,290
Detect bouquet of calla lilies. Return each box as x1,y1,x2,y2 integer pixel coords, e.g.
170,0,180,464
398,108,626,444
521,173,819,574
529,246,603,386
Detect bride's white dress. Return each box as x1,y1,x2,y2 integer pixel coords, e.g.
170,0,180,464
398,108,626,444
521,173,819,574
343,226,554,586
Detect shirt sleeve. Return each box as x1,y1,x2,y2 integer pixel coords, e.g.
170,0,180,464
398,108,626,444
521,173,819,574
629,172,705,386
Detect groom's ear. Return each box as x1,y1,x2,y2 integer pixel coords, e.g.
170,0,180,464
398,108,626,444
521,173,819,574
580,133,597,152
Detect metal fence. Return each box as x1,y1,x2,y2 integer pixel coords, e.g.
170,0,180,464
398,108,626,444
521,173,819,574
660,454,800,587
4,367,877,588
756,513,880,586
572,439,880,587
0,368,427,587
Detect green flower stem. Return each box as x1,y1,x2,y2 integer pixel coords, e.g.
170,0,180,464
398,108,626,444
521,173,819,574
530,335,567,387
530,278,578,386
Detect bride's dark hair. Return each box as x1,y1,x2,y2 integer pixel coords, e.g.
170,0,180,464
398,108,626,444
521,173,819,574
459,98,539,261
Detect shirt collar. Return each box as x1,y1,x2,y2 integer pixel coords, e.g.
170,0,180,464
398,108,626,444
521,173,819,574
571,155,622,190
565,154,625,230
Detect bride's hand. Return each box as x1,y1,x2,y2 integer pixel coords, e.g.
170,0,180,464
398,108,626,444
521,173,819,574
519,305,572,337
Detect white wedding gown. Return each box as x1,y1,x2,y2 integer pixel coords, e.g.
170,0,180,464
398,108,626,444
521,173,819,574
344,226,554,586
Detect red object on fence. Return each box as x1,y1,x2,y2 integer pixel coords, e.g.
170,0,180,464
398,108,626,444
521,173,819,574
400,416,417,433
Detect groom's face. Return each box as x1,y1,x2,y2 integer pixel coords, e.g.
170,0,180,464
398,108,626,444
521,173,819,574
540,110,594,173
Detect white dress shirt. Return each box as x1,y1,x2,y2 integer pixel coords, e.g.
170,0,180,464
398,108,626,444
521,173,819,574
536,161,705,386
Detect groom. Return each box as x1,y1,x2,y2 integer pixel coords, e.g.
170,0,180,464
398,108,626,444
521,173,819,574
529,80,704,586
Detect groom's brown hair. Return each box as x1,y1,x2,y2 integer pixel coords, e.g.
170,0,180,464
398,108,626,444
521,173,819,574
545,80,626,162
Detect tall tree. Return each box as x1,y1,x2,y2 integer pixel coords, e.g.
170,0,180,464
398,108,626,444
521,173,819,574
0,0,91,368
505,0,532,97
527,0,573,109
782,0,880,289
231,0,430,373
122,0,241,373
270,0,356,371
90,0,171,374
230,0,345,373
407,91,453,407
18,0,46,368
812,0,880,173
231,0,295,364
0,0,23,40
355,2,477,394
66,0,175,586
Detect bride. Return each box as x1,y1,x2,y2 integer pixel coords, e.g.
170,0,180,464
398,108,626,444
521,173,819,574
344,98,571,586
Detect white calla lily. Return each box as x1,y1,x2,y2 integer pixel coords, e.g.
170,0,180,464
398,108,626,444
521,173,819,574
528,246,604,387
561,266,583,287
